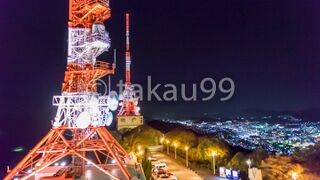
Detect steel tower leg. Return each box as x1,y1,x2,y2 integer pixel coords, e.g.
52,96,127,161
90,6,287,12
5,127,132,180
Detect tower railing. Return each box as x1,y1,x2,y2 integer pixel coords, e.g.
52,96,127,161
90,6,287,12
95,61,112,70
86,32,110,44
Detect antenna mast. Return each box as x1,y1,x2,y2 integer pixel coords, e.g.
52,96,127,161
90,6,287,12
125,13,131,85
117,13,144,130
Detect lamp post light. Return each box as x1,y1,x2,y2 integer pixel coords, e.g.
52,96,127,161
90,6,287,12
173,143,178,159
246,159,252,179
136,146,143,163
185,146,189,167
138,150,144,163
166,140,170,154
291,172,298,180
246,159,252,169
139,150,144,156
211,151,216,175
160,137,165,152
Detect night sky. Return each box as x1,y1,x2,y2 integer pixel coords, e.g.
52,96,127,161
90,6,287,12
1,0,320,176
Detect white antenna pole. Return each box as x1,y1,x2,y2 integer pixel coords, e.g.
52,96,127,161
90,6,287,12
109,48,116,95
108,76,111,95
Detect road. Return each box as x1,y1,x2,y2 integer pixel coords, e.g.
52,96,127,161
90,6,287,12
152,152,203,180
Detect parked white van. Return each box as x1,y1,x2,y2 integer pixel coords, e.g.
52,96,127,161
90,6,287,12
154,162,167,170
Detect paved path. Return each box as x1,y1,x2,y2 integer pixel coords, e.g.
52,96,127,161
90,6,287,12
152,152,228,180
152,152,203,180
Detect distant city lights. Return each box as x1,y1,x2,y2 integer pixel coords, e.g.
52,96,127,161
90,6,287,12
158,115,320,154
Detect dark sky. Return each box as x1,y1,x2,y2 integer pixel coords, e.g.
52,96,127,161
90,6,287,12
0,0,320,175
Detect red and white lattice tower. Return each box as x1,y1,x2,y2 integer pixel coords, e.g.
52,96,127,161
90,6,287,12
117,14,143,131
5,1,133,179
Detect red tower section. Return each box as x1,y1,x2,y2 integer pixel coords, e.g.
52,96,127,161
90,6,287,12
125,13,131,86
63,0,114,93
5,1,136,180
117,14,144,131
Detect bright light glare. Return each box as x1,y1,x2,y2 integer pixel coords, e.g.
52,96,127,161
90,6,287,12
35,162,42,167
89,96,99,115
211,151,216,157
105,111,113,126
292,172,298,180
86,169,92,179
160,137,165,143
107,91,119,111
54,163,59,166
60,162,67,167
76,111,91,129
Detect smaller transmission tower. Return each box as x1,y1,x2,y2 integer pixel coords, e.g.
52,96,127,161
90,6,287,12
117,13,143,131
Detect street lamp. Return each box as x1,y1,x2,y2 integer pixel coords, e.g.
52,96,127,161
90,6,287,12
166,140,170,154
160,137,165,152
291,172,298,180
211,151,216,175
137,145,142,151
138,150,144,163
173,142,178,159
185,146,189,167
246,159,252,179
246,159,252,169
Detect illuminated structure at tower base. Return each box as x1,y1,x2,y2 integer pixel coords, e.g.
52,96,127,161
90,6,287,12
117,115,144,131
5,1,138,179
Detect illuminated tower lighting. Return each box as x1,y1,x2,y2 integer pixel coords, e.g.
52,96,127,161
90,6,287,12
5,1,133,179
117,13,144,131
